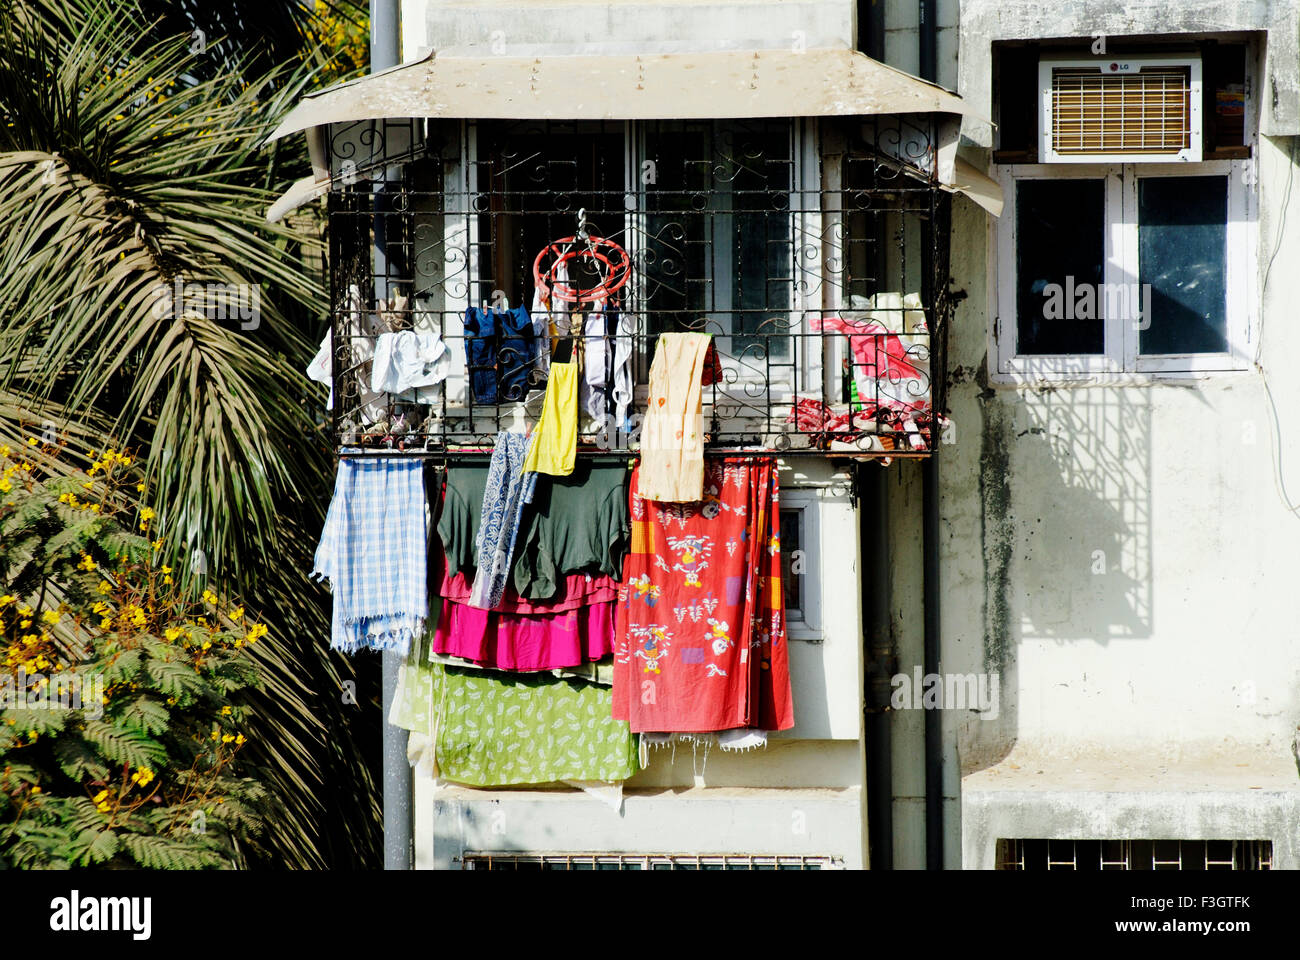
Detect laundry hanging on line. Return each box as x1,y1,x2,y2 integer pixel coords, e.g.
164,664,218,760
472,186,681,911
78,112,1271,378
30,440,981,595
429,661,638,786
430,457,630,673
578,301,635,431
521,352,578,476
467,432,536,610
311,456,428,655
370,329,451,402
463,303,537,404
612,457,794,734
637,332,723,503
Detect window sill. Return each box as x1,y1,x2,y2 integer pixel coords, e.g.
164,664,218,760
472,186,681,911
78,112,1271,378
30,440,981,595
987,365,1257,388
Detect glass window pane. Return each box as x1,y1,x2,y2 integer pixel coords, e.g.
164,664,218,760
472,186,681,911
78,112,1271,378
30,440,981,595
1015,179,1106,355
779,508,802,618
643,120,792,360
1138,176,1228,355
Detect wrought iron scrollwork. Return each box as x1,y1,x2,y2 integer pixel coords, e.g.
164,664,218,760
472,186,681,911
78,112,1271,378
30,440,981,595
324,116,955,457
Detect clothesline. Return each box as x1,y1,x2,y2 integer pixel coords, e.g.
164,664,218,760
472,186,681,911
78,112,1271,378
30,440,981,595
332,448,938,460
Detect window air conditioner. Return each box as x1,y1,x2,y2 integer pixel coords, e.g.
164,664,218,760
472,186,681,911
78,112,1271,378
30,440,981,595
1039,54,1202,163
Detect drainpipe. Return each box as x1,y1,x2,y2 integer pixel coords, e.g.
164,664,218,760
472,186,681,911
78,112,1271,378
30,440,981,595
861,462,894,869
859,0,886,61
918,0,943,871
922,451,943,870
918,0,937,85
371,0,412,872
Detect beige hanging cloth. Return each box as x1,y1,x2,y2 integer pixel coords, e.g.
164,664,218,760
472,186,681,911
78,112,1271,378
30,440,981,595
638,332,719,502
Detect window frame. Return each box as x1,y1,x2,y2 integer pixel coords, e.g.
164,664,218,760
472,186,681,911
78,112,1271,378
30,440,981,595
777,490,822,642
455,118,819,399
993,157,1256,381
628,118,818,396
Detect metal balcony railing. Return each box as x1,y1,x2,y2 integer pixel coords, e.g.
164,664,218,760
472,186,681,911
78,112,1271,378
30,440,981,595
323,116,955,458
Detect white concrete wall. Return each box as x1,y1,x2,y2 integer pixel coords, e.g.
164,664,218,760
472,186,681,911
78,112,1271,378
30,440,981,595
925,0,1300,867
420,782,863,869
401,0,856,60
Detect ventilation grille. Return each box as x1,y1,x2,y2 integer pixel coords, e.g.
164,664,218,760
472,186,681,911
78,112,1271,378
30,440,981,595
460,853,837,871
1049,67,1193,156
997,839,1272,871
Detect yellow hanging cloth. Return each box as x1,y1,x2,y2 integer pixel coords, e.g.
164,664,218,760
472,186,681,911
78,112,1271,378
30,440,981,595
522,357,578,476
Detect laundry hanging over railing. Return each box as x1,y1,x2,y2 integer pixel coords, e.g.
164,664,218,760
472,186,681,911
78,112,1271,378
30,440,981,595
313,439,795,788
304,113,969,789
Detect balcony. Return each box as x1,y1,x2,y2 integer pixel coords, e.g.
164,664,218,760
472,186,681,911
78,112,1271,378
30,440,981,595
320,115,957,459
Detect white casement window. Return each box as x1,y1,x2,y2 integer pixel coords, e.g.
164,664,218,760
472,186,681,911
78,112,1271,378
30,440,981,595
777,493,822,641
994,159,1256,379
992,40,1259,382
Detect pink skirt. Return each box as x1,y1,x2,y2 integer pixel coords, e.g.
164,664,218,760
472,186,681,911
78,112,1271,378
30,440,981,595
438,569,621,615
431,598,616,671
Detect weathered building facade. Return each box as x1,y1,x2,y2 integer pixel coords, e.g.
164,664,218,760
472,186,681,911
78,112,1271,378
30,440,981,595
275,0,1300,869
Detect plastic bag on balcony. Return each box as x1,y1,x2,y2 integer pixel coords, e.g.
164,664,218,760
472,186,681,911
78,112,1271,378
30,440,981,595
813,292,932,414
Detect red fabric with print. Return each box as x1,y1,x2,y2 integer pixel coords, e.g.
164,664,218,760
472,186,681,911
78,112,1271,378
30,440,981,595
612,458,794,733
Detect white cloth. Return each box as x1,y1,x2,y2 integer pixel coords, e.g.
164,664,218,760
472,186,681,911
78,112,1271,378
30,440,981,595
580,301,634,429
306,332,334,410
529,259,571,384
716,728,768,751
305,285,388,423
610,309,634,429
562,780,625,811
638,730,769,770
370,330,450,402
580,302,608,422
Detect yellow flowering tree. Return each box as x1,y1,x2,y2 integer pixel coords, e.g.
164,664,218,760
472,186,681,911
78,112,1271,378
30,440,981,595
0,0,383,868
0,444,270,868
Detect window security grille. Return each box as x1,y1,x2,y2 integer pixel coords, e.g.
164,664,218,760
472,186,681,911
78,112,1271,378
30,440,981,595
460,853,838,870
996,839,1273,871
324,116,954,457
1041,58,1202,163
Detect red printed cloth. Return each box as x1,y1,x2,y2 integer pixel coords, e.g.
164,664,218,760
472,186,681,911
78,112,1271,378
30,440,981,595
786,397,919,450
808,315,927,394
612,458,794,733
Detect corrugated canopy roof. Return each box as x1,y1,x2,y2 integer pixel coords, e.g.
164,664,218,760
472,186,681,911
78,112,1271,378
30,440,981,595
267,47,984,141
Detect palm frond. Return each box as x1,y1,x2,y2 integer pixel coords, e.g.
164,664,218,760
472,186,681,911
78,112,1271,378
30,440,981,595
0,5,381,867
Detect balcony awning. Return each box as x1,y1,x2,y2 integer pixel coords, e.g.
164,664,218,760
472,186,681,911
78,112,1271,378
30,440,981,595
943,157,1003,217
269,47,984,138
264,47,1001,219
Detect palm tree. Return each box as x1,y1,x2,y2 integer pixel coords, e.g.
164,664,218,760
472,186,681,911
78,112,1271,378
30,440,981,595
0,0,380,867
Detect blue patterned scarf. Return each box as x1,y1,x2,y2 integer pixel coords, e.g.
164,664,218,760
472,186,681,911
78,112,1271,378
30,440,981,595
468,432,537,609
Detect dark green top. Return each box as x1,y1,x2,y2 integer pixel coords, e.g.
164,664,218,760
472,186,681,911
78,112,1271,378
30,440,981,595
435,461,629,601
436,463,489,578
513,462,630,601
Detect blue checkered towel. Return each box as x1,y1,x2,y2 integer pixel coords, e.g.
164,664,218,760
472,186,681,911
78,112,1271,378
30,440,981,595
312,457,427,655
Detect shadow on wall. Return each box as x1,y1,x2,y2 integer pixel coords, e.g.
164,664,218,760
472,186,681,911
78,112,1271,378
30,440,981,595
963,381,1154,771
984,385,1154,650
